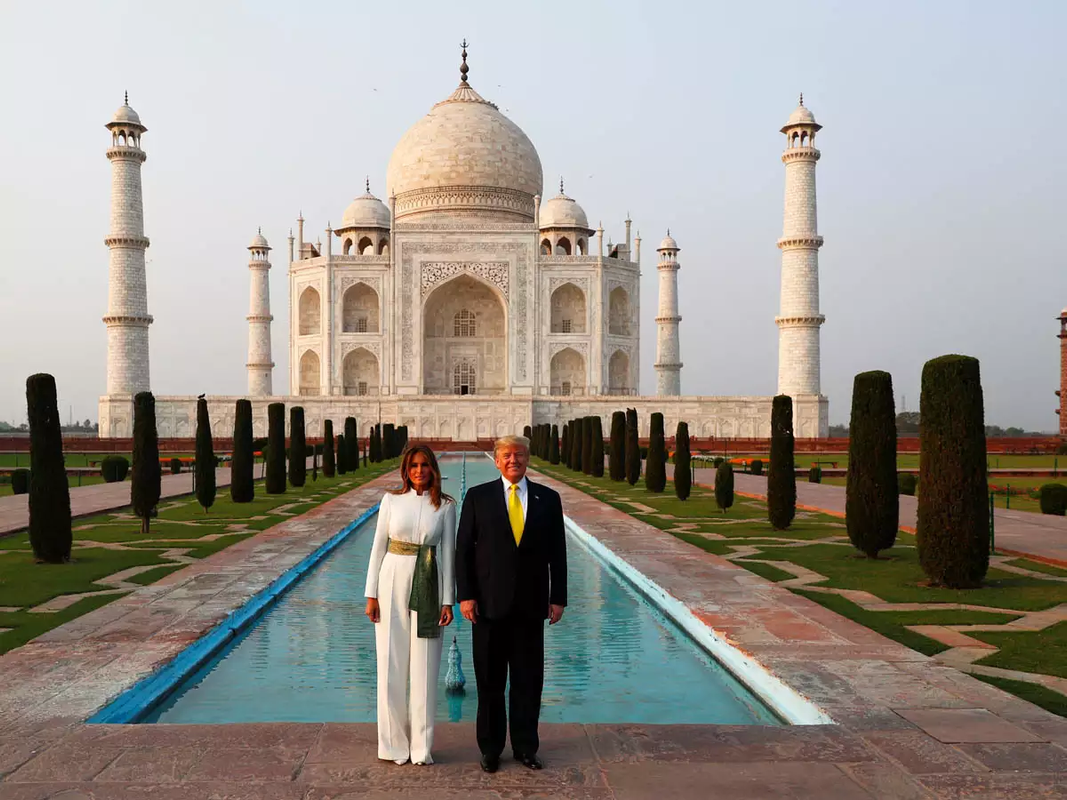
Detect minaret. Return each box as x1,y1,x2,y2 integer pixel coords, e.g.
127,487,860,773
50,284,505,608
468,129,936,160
655,231,682,396
1057,308,1067,436
103,94,152,395
247,229,274,396
776,94,825,398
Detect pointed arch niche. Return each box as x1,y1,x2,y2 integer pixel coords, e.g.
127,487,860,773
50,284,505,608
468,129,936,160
550,347,586,396
298,286,321,335
608,350,630,394
550,283,586,333
608,286,631,335
342,282,380,333
298,349,321,396
342,347,379,395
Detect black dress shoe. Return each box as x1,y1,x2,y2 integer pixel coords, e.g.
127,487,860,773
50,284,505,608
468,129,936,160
515,752,544,770
480,754,500,773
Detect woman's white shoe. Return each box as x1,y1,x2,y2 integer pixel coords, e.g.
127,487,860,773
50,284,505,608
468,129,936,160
393,758,409,766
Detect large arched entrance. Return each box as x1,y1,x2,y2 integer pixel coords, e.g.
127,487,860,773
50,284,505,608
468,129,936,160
422,275,507,395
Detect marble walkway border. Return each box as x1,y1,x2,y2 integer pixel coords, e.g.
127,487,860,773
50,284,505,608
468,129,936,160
0,465,1064,797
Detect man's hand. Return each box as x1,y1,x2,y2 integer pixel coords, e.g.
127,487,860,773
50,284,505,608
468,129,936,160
548,604,565,625
439,605,454,627
460,599,479,623
365,597,380,623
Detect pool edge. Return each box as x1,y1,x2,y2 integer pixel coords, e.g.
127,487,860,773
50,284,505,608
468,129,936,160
87,503,381,724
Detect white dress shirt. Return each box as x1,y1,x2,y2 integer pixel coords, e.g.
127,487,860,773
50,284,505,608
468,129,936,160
500,474,529,521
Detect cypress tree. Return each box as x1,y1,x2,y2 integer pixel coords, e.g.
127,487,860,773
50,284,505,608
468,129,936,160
25,373,71,562
383,423,395,460
289,407,306,487
336,433,348,474
524,424,533,441
715,462,735,513
231,399,255,503
194,398,217,511
265,402,286,493
768,395,796,530
645,412,667,492
625,408,640,486
131,391,161,535
675,421,692,500
370,424,381,462
549,424,560,464
561,423,570,468
541,424,549,459
917,355,989,588
609,411,625,481
344,417,358,470
571,417,584,471
846,371,898,557
580,416,593,474
323,420,336,478
591,416,605,478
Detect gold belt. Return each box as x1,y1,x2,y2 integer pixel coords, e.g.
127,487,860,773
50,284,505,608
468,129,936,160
387,539,421,556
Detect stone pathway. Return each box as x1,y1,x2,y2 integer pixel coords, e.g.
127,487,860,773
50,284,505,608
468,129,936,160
662,463,1067,567
0,458,318,536
0,464,1065,797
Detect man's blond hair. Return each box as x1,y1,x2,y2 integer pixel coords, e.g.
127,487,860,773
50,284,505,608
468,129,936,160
494,434,530,456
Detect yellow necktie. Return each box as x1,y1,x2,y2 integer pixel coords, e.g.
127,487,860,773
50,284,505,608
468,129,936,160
508,483,524,545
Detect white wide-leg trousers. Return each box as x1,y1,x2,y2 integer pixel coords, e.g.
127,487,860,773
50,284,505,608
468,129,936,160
374,552,443,763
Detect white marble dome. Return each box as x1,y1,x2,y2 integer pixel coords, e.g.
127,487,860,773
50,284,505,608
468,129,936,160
249,230,269,249
110,103,143,127
539,189,590,231
386,82,543,221
658,232,679,251
340,189,390,230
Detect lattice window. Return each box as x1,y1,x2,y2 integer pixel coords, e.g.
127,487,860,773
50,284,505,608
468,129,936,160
561,319,572,333
561,381,571,396
453,309,476,337
358,381,368,396
453,361,477,395
356,317,368,333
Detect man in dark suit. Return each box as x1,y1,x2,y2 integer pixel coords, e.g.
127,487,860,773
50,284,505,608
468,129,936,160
456,434,567,773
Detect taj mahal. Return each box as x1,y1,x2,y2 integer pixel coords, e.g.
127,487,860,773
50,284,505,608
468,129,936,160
97,48,829,440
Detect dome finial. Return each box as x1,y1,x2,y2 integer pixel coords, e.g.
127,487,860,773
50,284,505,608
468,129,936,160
258,226,261,234
560,176,564,194
799,92,804,106
460,39,470,84
124,90,128,106
667,227,670,236
366,176,370,193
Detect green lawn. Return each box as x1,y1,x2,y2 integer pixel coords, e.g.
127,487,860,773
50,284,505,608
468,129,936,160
534,457,1067,718
0,459,399,654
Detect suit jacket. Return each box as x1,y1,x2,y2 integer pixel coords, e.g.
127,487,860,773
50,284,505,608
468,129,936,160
455,477,567,620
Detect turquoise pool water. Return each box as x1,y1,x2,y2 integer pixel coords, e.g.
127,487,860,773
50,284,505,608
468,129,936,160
141,457,780,725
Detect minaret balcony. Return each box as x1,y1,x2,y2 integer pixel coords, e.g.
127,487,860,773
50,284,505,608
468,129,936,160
781,148,820,164
104,234,150,248
777,235,823,250
774,314,825,327
106,146,147,163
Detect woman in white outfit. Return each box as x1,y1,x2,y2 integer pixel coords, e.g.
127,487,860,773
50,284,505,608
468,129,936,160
365,445,456,765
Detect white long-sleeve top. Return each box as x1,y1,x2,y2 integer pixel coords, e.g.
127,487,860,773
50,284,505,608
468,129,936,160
364,489,458,605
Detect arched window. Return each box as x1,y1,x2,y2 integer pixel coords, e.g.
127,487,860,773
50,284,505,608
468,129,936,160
550,283,586,333
453,308,476,337
299,287,321,335
540,238,551,256
342,283,380,333
358,236,373,255
555,236,572,256
453,360,477,395
609,287,631,335
343,238,353,255
378,238,389,255
577,238,587,256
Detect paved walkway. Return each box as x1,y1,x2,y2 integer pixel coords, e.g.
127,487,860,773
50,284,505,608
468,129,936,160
0,459,319,536
680,465,1067,567
0,463,1064,796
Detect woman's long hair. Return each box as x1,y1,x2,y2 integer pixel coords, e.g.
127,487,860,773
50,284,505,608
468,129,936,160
389,444,454,509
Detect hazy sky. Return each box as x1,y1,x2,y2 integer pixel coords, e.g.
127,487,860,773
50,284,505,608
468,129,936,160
2,0,1064,430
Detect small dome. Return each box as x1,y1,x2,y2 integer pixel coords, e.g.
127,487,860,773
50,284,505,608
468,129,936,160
781,95,820,133
249,229,269,249
110,102,143,127
658,232,679,251
539,188,590,230
340,188,391,230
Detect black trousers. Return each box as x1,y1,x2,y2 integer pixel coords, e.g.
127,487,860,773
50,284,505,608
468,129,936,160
472,613,545,758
